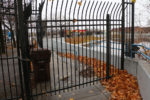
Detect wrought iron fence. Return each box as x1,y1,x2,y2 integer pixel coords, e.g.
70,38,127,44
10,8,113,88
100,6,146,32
0,0,23,100
0,0,135,100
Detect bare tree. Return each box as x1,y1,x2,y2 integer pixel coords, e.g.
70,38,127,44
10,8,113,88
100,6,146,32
147,19,150,26
145,0,150,14
143,0,150,26
0,0,16,48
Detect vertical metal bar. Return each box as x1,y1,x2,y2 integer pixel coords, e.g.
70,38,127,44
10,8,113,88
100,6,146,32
96,2,102,83
117,5,123,71
99,2,105,80
131,2,135,58
69,0,73,91
77,0,82,89
45,0,52,95
102,2,108,79
64,0,69,91
81,1,87,87
89,1,94,86
75,52,77,75
115,5,122,72
106,14,111,79
14,0,25,98
73,0,78,89
45,0,49,50
125,3,129,57
34,1,39,98
0,49,7,99
111,3,119,75
17,0,31,99
0,13,5,53
127,5,132,57
85,1,90,87
60,0,65,92
106,2,112,77
118,10,122,71
24,1,34,99
121,0,125,70
92,1,98,84
55,0,61,94
50,0,56,94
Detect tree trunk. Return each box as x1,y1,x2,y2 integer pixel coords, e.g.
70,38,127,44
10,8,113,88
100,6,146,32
2,21,17,48
8,19,16,48
10,30,16,48
0,19,5,54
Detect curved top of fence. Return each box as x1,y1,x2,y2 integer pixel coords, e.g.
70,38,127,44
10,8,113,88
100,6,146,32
20,0,133,21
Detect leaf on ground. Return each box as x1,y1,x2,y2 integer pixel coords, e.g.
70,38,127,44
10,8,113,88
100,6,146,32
45,93,48,96
19,98,22,100
78,2,82,6
69,98,74,100
12,83,16,87
58,94,62,98
73,19,77,23
42,90,46,94
58,53,142,100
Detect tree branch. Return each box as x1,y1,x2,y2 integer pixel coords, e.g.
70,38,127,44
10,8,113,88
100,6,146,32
2,22,11,30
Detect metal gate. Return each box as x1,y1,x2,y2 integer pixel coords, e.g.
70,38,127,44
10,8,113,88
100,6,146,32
0,0,135,99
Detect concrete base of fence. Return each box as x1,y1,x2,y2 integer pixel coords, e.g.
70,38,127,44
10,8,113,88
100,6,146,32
124,57,138,76
124,57,150,100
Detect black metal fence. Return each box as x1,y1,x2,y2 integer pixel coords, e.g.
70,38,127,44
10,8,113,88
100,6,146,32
0,0,135,100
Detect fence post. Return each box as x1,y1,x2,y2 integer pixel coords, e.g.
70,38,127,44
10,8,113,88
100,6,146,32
17,0,31,100
121,0,125,70
14,0,25,99
0,17,5,54
131,2,135,58
106,14,111,79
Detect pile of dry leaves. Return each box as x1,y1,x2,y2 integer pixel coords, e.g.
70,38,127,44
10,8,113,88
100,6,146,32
101,70,142,100
58,52,142,100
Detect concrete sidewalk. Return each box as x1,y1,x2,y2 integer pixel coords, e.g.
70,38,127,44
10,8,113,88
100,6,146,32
32,83,110,100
